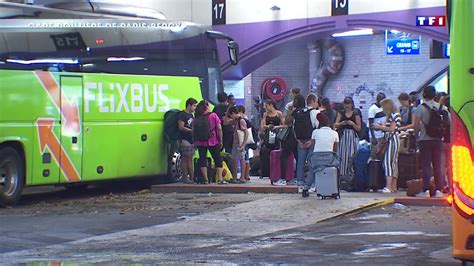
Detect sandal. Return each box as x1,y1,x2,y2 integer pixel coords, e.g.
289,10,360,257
218,180,228,185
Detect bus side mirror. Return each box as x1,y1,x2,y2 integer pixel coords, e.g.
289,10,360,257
227,40,239,65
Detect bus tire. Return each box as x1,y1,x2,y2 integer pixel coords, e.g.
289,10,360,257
0,147,25,207
168,151,183,183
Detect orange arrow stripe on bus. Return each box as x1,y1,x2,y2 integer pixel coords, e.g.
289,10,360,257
37,118,81,182
34,71,80,135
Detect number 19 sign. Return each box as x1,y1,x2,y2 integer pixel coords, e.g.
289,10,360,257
212,0,226,25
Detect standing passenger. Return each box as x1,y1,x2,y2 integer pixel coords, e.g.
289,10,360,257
259,99,285,178
334,97,361,177
413,86,448,197
368,92,387,158
293,94,319,191
228,106,248,183
237,105,251,181
177,98,197,184
373,99,401,193
194,100,224,184
319,97,336,129
284,88,301,115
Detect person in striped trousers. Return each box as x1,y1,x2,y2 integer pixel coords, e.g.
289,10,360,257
374,98,402,193
334,97,362,177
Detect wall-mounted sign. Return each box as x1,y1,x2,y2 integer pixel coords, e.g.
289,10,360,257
212,0,226,25
386,38,420,55
386,31,420,55
332,0,349,16
50,33,86,51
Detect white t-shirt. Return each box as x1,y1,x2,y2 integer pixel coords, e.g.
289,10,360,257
309,108,320,129
312,127,339,152
368,104,386,139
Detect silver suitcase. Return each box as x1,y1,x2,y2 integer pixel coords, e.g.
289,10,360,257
315,167,340,199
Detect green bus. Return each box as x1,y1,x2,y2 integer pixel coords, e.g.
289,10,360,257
449,0,474,263
0,18,238,206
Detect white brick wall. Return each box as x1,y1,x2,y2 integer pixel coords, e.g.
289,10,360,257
323,34,441,120
244,33,447,121
247,47,310,118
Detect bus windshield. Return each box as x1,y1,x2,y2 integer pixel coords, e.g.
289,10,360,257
0,25,224,104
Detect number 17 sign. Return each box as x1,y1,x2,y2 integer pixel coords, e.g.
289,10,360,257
212,0,226,25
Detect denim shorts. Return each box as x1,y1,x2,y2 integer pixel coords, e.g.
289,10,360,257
232,145,246,160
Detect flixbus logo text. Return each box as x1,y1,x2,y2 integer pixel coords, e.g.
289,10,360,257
84,82,170,113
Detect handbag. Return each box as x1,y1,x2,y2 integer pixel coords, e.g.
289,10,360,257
277,126,291,142
375,133,394,159
237,128,255,145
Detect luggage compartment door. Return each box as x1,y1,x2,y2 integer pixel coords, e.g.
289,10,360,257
59,76,83,183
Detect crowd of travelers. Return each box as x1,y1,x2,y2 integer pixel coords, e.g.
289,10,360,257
167,85,450,198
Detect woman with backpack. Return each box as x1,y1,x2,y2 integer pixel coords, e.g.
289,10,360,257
193,100,224,184
373,98,402,193
334,97,362,177
259,99,285,178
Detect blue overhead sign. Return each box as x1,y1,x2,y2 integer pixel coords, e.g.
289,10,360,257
386,38,420,55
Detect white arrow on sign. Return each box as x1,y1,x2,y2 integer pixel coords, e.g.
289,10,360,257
387,46,394,53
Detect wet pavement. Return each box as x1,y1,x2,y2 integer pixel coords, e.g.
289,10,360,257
0,182,456,265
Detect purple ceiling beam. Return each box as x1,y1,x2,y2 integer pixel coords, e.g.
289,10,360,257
213,6,448,80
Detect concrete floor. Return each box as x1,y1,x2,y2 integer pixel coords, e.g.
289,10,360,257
0,182,457,265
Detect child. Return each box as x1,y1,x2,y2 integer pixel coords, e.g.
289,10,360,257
237,105,251,181
228,106,248,183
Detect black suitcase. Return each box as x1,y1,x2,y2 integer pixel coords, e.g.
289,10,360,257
398,153,419,189
368,160,385,191
194,157,212,184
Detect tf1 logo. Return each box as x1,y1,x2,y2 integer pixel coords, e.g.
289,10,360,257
416,16,446,26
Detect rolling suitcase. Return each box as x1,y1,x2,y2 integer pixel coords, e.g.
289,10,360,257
398,152,419,189
352,144,370,192
270,149,295,184
368,159,385,191
315,167,340,199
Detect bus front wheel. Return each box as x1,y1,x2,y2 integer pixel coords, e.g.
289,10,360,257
0,147,25,207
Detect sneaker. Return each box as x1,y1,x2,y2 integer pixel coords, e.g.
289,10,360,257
309,186,316,193
382,187,392,194
432,190,446,198
274,179,287,186
298,186,304,193
287,179,297,185
416,190,430,197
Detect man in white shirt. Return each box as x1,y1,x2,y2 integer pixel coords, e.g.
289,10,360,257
368,92,387,158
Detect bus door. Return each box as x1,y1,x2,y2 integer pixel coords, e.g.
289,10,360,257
59,76,83,183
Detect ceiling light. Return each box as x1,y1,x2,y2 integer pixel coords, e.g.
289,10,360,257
6,58,78,64
270,5,281,11
332,29,373,38
106,57,145,62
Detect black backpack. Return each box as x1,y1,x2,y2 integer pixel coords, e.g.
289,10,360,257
293,108,314,140
193,113,212,141
164,109,181,142
422,103,449,139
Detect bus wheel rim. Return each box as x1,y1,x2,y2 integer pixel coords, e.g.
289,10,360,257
1,160,18,197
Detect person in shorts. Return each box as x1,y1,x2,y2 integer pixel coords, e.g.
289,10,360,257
177,98,197,183
228,106,247,183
